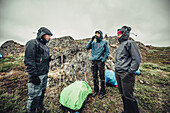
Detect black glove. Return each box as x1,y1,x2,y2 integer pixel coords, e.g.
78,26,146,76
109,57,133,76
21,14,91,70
92,35,97,40
31,76,41,85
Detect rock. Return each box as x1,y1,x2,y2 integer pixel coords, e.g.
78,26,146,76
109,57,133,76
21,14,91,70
0,40,24,56
139,80,145,84
0,35,148,81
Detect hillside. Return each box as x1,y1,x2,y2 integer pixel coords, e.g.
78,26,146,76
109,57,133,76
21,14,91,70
0,36,169,113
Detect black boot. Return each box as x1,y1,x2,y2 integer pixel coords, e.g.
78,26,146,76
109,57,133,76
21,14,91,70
92,91,98,97
99,93,104,99
99,90,105,99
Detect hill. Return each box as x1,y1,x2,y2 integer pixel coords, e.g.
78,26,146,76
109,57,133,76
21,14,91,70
0,36,169,113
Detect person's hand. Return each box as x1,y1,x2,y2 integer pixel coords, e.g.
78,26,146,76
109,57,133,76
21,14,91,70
92,35,97,40
31,76,41,85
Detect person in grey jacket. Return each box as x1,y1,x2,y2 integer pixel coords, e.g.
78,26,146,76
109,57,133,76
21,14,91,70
86,30,109,99
115,26,141,113
24,27,53,113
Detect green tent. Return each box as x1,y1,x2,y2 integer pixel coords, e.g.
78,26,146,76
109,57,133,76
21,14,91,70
59,81,92,110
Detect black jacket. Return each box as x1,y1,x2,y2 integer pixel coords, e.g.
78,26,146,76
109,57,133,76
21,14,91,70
24,27,53,78
115,27,141,74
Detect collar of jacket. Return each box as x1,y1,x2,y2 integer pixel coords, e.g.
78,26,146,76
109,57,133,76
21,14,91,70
118,33,129,43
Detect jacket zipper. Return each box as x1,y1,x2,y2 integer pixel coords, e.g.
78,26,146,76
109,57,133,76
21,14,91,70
40,50,43,63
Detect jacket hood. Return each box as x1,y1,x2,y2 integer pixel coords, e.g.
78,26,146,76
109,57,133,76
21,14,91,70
36,27,53,44
95,30,103,42
118,33,129,43
118,26,131,43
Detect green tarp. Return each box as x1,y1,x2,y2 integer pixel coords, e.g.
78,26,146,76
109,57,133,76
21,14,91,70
59,81,92,110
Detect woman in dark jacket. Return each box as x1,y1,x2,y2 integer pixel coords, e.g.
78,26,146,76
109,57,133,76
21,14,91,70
115,26,141,113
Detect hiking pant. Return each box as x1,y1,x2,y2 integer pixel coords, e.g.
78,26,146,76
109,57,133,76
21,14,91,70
115,71,139,113
27,74,48,113
91,60,105,94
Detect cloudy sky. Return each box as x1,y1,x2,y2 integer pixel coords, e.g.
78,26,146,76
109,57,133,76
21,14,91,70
0,0,170,47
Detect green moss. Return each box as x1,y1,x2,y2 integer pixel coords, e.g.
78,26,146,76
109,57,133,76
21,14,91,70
140,62,170,72
147,49,158,53
0,55,25,72
0,92,27,113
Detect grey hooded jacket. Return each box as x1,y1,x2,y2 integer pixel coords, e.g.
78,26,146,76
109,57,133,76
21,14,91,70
115,29,141,74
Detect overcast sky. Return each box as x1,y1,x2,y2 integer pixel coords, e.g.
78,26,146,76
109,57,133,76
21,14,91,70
0,0,170,47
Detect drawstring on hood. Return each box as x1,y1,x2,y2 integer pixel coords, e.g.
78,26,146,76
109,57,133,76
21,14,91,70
95,30,103,42
36,27,53,44
118,26,131,43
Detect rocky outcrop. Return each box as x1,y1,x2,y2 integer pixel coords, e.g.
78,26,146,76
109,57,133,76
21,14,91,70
0,36,148,74
47,36,119,76
0,40,24,56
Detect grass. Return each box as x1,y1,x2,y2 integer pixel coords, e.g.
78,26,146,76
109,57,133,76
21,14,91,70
136,63,170,113
0,91,27,113
0,46,170,113
0,71,28,113
0,55,25,72
147,49,158,53
146,46,170,65
141,62,170,72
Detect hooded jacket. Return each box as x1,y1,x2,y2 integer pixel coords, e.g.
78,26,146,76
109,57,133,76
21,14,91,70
115,27,141,74
24,27,53,78
86,30,109,62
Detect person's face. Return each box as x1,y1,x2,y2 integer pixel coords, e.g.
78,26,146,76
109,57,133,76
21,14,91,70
117,33,122,39
95,32,100,38
43,34,51,41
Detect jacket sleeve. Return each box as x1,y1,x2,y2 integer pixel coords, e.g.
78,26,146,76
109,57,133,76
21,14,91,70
24,41,38,77
102,41,110,62
128,41,141,74
86,39,93,50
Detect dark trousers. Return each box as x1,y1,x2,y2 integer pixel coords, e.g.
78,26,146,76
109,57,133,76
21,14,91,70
115,71,139,113
91,60,105,94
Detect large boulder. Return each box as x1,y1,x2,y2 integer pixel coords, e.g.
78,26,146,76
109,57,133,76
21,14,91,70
0,40,24,56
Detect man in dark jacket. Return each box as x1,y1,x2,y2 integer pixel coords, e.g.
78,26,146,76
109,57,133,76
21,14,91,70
115,26,141,113
86,30,109,99
24,27,53,113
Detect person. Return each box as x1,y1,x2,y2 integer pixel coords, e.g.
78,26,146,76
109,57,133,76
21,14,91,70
24,27,53,113
114,26,141,113
86,30,109,99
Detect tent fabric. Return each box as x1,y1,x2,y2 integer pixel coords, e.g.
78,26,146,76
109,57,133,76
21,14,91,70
105,70,117,86
59,81,92,110
0,54,2,58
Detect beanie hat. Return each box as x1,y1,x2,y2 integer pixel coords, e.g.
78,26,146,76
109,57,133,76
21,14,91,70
117,30,123,34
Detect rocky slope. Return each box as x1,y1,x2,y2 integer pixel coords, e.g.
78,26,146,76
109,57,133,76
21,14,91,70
0,35,149,79
0,36,169,113
0,40,24,56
